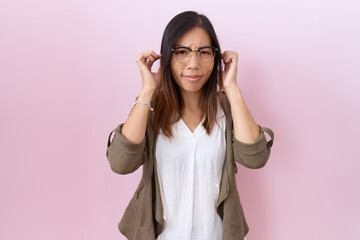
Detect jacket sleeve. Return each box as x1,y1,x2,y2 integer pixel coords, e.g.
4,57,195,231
232,125,274,169
106,123,146,174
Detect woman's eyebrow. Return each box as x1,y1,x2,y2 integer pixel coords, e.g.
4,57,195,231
173,45,212,48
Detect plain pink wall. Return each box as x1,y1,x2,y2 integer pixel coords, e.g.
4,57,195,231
1,0,359,239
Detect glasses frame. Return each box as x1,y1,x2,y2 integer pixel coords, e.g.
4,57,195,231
171,46,218,63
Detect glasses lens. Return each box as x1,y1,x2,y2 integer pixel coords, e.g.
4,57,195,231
173,47,216,63
198,47,215,63
173,47,190,62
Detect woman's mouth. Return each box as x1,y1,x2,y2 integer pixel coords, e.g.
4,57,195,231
183,75,202,81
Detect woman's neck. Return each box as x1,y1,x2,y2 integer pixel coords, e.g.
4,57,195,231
181,90,202,113
180,90,204,132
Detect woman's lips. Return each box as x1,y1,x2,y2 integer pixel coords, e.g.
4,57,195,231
183,75,202,81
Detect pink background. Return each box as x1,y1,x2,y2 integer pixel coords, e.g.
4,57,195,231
1,0,359,239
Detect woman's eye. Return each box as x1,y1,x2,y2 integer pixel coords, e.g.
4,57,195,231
175,49,188,55
200,50,211,55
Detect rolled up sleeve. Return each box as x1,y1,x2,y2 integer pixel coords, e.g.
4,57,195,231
106,124,146,174
233,125,274,169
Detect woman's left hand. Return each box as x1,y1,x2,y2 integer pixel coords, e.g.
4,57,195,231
221,51,239,90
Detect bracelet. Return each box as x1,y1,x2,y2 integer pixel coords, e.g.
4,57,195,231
132,101,154,111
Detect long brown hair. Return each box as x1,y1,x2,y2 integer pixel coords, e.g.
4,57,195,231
152,11,225,138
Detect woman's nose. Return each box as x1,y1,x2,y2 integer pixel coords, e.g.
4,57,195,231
186,52,201,68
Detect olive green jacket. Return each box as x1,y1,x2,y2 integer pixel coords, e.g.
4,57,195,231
106,95,274,240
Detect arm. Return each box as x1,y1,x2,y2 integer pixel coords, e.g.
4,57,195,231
232,125,274,169
222,51,259,143
122,51,161,144
225,86,260,143
222,51,274,168
106,123,146,174
106,51,162,174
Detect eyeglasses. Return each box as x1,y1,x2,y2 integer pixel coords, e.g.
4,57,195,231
171,46,218,63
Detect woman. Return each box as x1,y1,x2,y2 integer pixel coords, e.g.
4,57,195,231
106,11,274,240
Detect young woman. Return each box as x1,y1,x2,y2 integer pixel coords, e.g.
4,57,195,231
106,11,274,240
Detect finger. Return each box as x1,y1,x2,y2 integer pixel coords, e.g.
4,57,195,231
150,52,162,61
137,51,151,60
147,56,156,68
222,56,231,64
136,51,158,62
221,50,232,58
147,51,160,58
221,52,231,63
136,51,162,71
147,53,162,68
147,52,160,64
223,54,236,64
136,53,150,65
140,53,154,66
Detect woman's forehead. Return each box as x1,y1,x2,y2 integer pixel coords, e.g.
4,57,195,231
174,27,211,47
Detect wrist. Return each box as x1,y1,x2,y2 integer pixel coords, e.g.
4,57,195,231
224,85,244,106
138,88,155,102
224,84,241,96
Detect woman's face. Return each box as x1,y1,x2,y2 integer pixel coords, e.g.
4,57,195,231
170,27,214,95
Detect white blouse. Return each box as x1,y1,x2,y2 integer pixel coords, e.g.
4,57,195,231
155,104,226,240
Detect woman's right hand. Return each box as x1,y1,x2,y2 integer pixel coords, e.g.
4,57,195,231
122,51,161,144
136,51,162,92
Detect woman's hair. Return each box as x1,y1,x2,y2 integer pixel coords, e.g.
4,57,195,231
152,11,224,138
